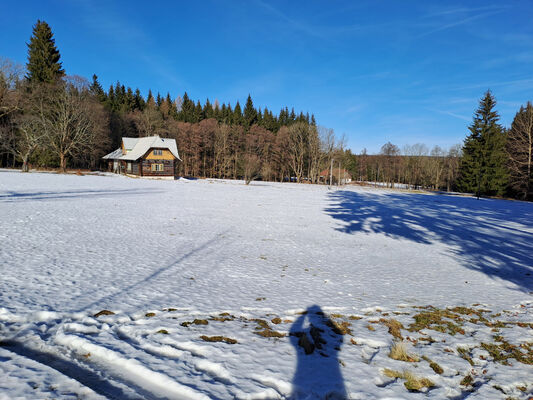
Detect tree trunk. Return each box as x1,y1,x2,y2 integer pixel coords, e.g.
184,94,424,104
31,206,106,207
22,155,29,172
60,153,67,172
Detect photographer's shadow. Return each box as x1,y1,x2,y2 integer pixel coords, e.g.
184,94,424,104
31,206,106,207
289,305,347,399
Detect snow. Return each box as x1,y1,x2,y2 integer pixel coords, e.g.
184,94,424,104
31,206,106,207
0,169,532,399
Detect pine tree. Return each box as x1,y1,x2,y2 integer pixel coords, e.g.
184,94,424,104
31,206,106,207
134,88,145,110
233,101,243,125
26,20,65,83
89,74,106,102
244,94,257,127
458,90,508,197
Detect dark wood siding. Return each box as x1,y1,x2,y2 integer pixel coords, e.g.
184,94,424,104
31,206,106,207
141,159,175,177
132,161,140,175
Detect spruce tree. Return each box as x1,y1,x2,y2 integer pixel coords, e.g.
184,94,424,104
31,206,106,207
89,74,106,102
458,90,507,197
233,101,243,125
26,20,65,83
244,94,257,127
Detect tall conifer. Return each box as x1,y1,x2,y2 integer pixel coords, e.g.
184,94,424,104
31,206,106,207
26,20,65,83
458,90,507,197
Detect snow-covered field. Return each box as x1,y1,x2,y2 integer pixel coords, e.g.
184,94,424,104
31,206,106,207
0,170,531,399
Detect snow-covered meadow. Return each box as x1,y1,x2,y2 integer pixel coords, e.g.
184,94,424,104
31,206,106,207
0,170,531,399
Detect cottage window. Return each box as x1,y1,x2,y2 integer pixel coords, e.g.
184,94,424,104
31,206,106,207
153,149,163,156
127,162,132,172
151,163,164,172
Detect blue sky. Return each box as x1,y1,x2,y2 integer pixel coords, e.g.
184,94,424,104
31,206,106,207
2,1,533,153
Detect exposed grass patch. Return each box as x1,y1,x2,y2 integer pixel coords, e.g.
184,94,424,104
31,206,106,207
380,318,404,339
181,319,209,327
422,356,443,374
408,307,465,335
94,310,115,317
460,374,473,387
481,340,533,365
200,335,237,344
145,312,156,318
349,315,363,320
382,369,434,391
327,319,352,335
253,319,285,338
156,329,169,334
367,324,375,331
389,341,419,362
457,346,474,366
271,317,282,324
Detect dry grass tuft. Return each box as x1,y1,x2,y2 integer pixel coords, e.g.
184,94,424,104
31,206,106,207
327,319,352,335
382,369,434,391
389,341,419,362
145,312,156,318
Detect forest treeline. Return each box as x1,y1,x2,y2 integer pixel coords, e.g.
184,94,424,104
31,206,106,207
1,20,532,200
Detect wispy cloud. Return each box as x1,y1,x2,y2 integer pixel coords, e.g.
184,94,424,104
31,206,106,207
429,108,471,122
417,10,503,38
252,0,323,38
422,5,508,18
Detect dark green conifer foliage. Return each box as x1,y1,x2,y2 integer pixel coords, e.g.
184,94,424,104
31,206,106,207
244,94,257,127
204,98,213,119
134,89,145,111
233,101,243,125
26,20,65,83
90,74,106,102
458,90,508,197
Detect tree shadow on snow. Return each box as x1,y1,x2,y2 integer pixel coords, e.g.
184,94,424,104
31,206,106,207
290,305,346,399
79,231,228,312
325,190,533,292
0,188,163,202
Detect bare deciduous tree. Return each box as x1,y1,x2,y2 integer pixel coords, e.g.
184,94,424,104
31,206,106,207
35,77,109,171
507,102,533,199
286,122,308,182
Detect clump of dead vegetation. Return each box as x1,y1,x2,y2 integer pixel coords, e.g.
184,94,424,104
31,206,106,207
200,335,237,344
383,368,434,391
421,356,443,374
210,313,235,322
253,319,285,338
457,346,475,366
379,318,404,339
93,310,114,317
181,319,209,327
327,318,352,335
408,307,465,335
481,340,533,365
389,341,419,362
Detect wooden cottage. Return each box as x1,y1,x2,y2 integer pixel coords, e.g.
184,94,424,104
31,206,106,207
103,135,181,179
